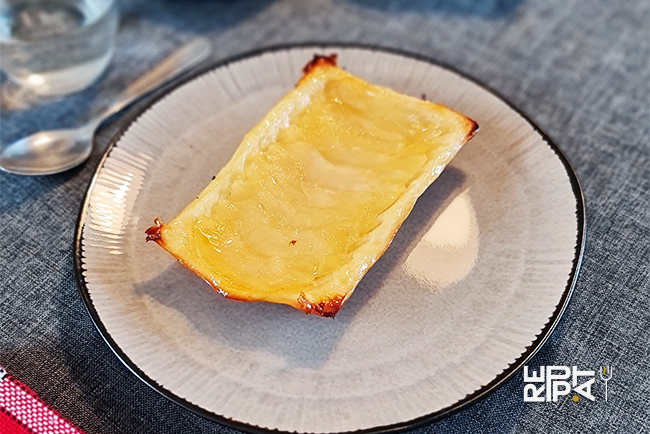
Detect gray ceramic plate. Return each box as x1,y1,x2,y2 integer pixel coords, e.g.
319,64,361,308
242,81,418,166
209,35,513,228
75,44,585,434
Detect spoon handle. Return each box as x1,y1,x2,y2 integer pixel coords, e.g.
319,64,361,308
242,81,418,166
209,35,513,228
96,38,212,122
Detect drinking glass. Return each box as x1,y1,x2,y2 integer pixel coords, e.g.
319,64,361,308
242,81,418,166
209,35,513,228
0,0,118,97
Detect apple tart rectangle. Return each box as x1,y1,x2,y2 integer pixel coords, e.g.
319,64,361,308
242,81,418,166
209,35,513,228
146,55,477,317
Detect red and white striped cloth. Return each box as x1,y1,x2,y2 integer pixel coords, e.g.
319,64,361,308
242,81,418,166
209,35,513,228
0,367,85,434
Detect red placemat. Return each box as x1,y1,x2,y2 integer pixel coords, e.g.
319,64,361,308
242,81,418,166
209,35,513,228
0,367,85,434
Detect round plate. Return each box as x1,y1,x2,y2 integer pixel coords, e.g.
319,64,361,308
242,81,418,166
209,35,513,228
75,44,584,434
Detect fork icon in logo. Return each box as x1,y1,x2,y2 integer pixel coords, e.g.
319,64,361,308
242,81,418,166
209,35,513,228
600,365,613,402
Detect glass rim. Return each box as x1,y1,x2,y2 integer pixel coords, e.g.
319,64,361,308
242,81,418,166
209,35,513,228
0,0,117,45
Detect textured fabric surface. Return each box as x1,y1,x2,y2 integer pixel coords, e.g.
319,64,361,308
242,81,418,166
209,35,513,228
0,1,648,433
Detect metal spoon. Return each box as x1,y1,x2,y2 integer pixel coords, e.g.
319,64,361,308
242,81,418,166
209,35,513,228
0,38,212,176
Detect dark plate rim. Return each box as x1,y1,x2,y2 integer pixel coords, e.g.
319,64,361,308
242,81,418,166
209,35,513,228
74,42,586,434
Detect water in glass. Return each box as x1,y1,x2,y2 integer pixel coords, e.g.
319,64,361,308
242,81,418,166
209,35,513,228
0,0,117,96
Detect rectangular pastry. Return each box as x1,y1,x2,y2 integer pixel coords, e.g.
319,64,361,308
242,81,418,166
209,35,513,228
146,54,477,317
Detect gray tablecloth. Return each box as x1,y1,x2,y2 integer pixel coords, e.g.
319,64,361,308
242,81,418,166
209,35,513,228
1,0,649,433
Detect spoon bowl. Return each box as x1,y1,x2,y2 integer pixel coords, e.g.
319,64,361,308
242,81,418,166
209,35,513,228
0,129,93,175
